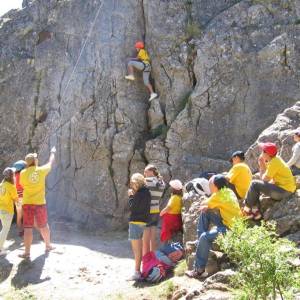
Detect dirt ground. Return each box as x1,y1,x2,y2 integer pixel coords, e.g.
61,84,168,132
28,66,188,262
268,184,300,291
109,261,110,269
0,220,146,300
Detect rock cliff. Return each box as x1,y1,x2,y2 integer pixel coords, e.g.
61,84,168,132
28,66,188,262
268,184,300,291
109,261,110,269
1,0,300,228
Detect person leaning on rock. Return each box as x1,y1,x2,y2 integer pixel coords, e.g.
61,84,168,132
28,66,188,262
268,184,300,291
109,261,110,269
143,164,165,255
243,142,296,220
286,128,300,176
225,151,252,201
19,147,56,259
125,41,158,102
185,175,242,279
127,173,151,281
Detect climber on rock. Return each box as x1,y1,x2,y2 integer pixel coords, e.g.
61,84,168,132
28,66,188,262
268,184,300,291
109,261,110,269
243,142,296,220
18,147,56,259
225,151,252,201
125,41,158,102
185,175,242,279
286,128,300,176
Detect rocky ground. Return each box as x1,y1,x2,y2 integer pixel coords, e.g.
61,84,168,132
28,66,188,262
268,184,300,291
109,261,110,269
0,221,234,300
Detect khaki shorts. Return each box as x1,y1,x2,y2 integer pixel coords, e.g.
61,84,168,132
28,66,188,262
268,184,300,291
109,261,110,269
128,60,151,85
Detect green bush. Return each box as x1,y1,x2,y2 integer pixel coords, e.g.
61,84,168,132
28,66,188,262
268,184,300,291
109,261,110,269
216,219,300,300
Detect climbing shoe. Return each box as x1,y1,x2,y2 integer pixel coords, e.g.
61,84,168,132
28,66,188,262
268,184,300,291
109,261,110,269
125,75,135,81
149,93,158,101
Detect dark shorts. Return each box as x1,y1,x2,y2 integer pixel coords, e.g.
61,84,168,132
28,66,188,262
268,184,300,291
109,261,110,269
23,204,48,228
146,213,159,227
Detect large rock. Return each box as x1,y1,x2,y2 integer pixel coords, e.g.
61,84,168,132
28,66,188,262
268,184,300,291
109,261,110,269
1,1,300,228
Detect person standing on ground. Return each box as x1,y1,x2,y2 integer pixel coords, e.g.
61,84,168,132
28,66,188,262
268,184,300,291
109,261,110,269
286,128,300,176
185,175,242,278
143,164,165,255
125,41,158,102
225,151,252,200
160,180,183,243
128,173,151,281
19,147,56,259
12,160,27,237
0,168,18,256
243,142,296,220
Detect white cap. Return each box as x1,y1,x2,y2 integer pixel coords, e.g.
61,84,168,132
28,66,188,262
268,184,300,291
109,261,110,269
169,179,183,190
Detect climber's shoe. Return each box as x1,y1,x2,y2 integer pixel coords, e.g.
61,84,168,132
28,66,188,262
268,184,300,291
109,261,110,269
149,93,158,101
125,75,135,81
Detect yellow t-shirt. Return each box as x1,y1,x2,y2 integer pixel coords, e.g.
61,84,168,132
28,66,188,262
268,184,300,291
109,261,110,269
20,164,51,205
137,49,150,64
207,188,242,229
265,156,296,193
227,162,252,199
0,181,18,214
167,194,182,214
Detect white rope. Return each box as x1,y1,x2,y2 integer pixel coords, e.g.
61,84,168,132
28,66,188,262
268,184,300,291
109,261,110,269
38,0,104,153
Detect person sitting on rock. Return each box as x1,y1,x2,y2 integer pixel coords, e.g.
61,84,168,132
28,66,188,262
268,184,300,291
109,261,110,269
0,168,18,257
286,128,300,176
243,142,296,220
125,41,158,102
160,180,183,243
225,151,252,200
143,164,165,255
185,175,241,279
128,173,151,281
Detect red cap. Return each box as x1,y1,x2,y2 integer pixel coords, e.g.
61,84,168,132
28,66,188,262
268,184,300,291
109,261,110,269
135,41,144,49
259,142,277,157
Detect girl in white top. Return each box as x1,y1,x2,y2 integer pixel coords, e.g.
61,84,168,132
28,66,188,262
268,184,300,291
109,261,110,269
287,128,300,176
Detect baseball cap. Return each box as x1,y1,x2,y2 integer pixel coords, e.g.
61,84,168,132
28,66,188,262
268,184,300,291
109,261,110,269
169,179,183,190
259,142,277,157
294,128,300,136
230,151,245,162
25,153,38,165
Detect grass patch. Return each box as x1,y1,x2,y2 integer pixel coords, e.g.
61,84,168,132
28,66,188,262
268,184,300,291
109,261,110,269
174,260,187,277
3,289,37,300
185,22,202,40
295,19,300,25
150,279,175,299
150,124,169,139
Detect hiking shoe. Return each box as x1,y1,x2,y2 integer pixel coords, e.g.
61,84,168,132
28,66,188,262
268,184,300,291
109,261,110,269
149,93,158,101
125,75,135,81
127,271,142,281
185,268,205,279
242,207,254,219
18,253,30,260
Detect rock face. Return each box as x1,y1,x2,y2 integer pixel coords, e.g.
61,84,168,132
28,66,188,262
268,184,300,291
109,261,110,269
1,0,300,228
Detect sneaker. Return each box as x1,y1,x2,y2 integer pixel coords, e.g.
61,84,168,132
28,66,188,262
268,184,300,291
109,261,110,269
125,75,135,81
149,93,158,101
252,209,262,221
0,250,8,257
127,271,142,281
185,268,205,279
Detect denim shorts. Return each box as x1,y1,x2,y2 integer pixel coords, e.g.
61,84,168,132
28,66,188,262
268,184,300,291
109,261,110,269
128,223,145,240
146,213,159,227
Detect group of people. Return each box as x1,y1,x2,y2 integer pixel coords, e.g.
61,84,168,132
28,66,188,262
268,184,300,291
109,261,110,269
0,147,56,258
127,129,299,280
0,128,299,282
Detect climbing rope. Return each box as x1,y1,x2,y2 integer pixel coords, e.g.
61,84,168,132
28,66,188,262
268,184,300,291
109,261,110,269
38,0,104,155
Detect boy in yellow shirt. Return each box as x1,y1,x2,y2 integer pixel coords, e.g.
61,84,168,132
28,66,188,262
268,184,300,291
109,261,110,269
244,142,296,220
160,180,183,242
125,41,158,102
226,151,252,200
185,175,241,278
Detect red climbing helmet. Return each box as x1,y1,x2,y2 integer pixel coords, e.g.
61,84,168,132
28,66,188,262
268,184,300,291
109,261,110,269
135,41,144,49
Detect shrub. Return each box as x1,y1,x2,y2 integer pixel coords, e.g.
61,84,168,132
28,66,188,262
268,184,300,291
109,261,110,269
216,219,300,300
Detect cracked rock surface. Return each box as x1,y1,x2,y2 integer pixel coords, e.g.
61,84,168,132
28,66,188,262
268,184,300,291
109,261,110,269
0,0,300,228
